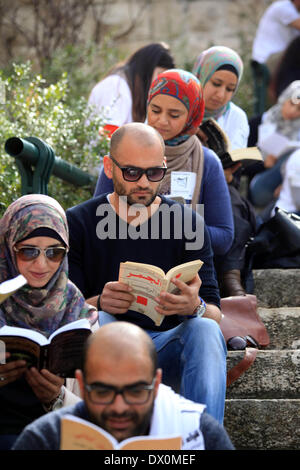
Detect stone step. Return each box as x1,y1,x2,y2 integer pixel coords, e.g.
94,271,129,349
257,307,300,350
253,269,300,308
224,399,300,450
226,350,300,398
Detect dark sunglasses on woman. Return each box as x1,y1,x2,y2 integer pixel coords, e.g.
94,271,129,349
13,245,68,262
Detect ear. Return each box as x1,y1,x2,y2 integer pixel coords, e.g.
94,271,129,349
103,155,113,180
75,369,85,398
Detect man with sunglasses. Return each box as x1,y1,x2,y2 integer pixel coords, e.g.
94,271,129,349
12,323,234,450
66,123,227,425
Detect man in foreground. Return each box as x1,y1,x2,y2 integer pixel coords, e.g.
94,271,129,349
12,323,234,450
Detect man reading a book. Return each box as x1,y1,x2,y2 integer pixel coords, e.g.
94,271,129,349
66,122,227,425
12,323,234,450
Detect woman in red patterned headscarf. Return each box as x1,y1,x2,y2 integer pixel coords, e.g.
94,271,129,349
147,69,234,257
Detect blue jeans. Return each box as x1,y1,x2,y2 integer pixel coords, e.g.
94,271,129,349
249,153,290,207
99,312,227,424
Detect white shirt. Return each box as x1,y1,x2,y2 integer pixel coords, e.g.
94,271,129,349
276,149,300,211
88,74,132,126
252,0,300,63
217,102,250,149
149,384,205,450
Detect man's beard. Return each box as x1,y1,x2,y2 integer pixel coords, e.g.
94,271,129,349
113,177,159,207
87,401,155,442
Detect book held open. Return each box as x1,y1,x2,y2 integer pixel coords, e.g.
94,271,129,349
258,129,300,159
0,318,91,377
60,415,182,450
118,259,203,326
200,118,263,169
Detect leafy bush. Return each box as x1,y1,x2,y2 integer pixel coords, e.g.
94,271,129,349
0,62,109,216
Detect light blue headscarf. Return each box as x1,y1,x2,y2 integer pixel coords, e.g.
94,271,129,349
192,46,244,121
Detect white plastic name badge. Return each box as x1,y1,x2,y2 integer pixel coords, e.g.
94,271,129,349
170,171,196,200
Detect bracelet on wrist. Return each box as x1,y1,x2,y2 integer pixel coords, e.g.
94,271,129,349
43,386,65,412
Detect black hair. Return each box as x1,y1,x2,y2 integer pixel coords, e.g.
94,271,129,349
18,227,65,245
113,42,175,122
271,36,300,99
217,63,239,78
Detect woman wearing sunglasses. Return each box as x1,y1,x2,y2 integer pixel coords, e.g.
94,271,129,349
0,194,97,449
94,69,234,258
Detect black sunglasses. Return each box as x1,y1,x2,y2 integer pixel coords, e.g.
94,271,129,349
227,335,259,351
13,245,68,262
110,155,167,182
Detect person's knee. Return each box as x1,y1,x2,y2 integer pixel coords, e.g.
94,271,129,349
183,317,226,353
185,316,222,336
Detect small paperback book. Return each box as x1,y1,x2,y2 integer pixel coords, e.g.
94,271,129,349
60,415,182,450
0,274,27,304
258,128,300,158
0,318,91,377
200,118,263,168
118,259,203,326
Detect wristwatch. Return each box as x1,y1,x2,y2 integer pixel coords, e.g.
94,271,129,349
192,297,206,318
43,386,65,412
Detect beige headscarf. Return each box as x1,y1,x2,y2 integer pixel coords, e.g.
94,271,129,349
159,135,204,209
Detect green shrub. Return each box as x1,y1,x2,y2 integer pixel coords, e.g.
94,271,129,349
0,62,109,216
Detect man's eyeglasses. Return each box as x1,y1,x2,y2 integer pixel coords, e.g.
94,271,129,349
85,378,156,405
13,245,68,262
110,155,167,182
227,335,259,351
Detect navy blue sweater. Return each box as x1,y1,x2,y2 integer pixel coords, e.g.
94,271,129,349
66,194,220,331
93,146,234,256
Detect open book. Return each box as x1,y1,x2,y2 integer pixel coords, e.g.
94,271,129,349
0,275,27,303
118,259,203,326
200,118,262,168
0,318,91,377
60,415,182,450
258,129,300,159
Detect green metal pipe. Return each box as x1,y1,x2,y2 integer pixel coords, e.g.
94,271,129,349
5,137,96,188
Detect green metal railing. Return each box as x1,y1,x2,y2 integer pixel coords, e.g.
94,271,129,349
5,136,97,195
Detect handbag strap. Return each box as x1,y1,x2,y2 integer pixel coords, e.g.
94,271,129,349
227,347,258,387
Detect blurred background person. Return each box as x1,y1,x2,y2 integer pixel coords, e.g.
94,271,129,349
88,42,175,136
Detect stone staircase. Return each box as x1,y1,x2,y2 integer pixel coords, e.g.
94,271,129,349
224,269,300,450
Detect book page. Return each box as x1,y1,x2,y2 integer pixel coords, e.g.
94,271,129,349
60,416,116,450
230,147,263,165
0,325,48,345
47,327,91,377
48,318,91,342
121,435,182,450
165,260,203,294
60,415,182,450
0,275,27,303
119,262,167,326
0,335,41,368
258,131,300,158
